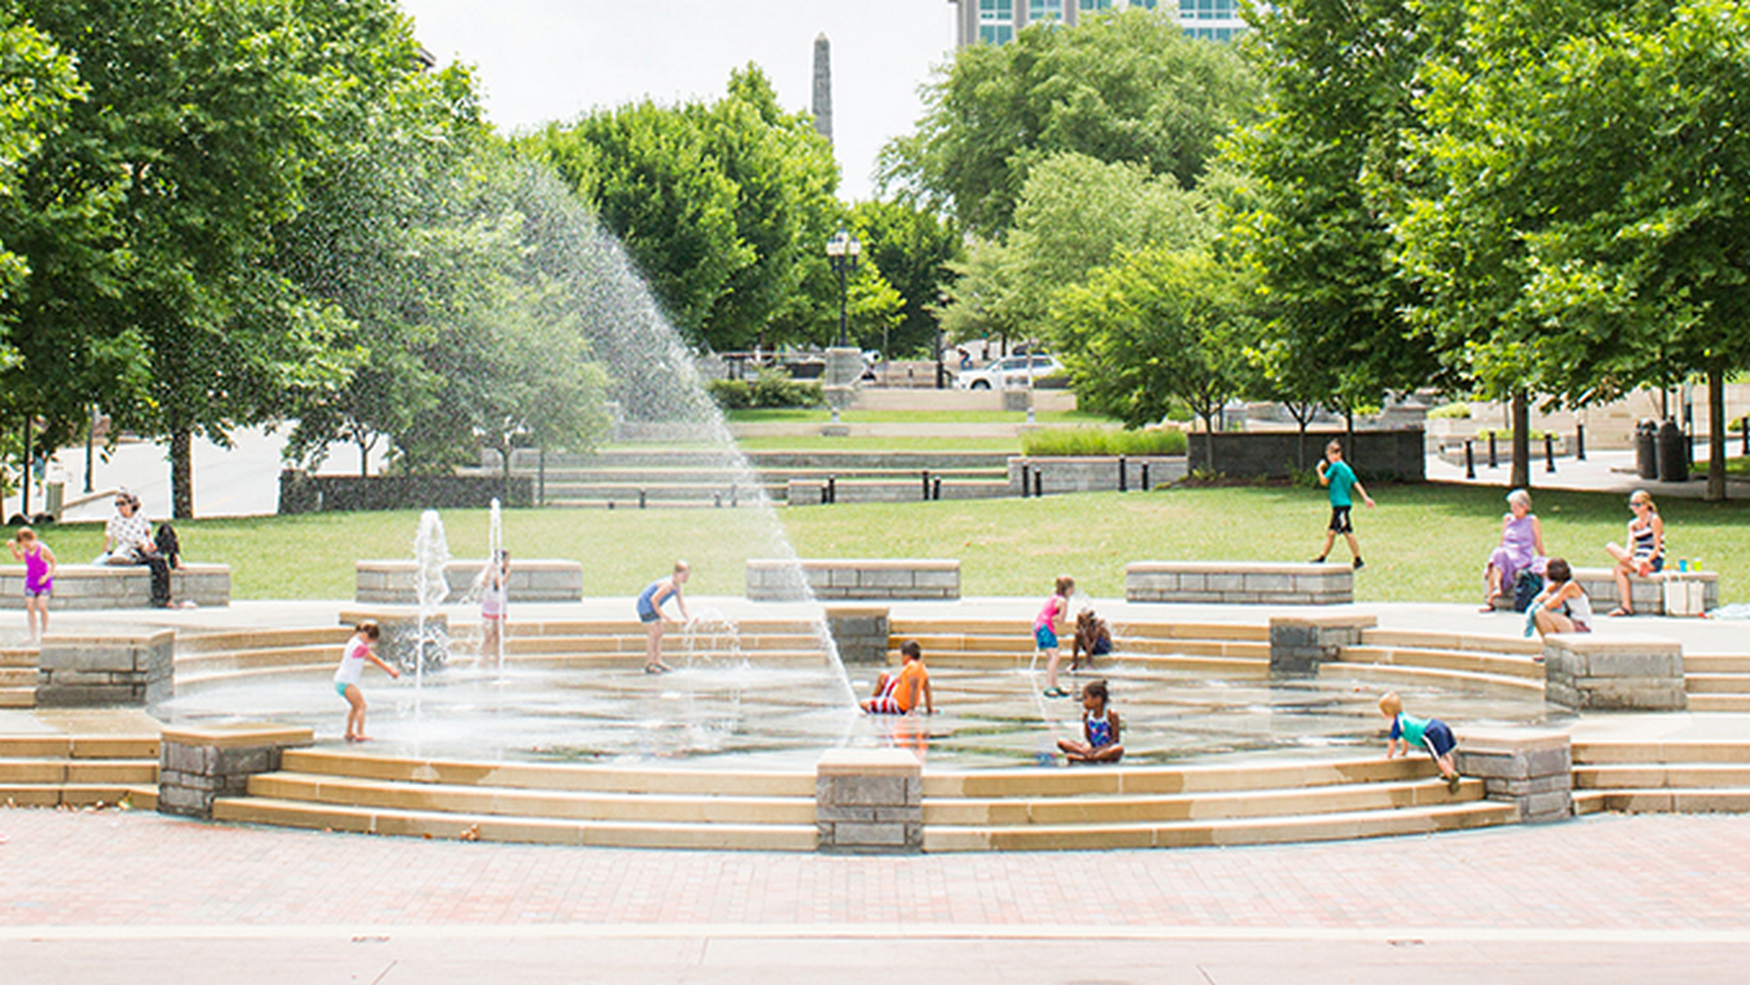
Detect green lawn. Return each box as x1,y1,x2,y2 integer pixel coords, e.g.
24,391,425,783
35,484,1750,605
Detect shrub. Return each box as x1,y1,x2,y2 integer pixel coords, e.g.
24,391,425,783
1022,427,1187,457
749,369,825,409
1428,402,1472,419
706,378,752,409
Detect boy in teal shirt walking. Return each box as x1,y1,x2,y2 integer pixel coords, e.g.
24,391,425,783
1312,439,1375,570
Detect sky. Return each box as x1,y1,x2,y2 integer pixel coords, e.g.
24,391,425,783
398,1,960,201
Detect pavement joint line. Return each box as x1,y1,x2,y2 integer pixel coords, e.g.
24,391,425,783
2,925,1748,945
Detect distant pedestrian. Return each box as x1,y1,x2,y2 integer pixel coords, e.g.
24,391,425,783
1057,679,1123,764
636,561,690,674
335,621,399,743
1037,575,1074,698
1311,439,1375,570
7,527,56,641
1379,691,1461,793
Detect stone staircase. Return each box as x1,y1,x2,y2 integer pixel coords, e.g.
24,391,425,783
922,757,1511,851
0,733,159,809
1684,653,1750,712
0,645,36,707
1320,628,1545,694
1573,740,1750,814
888,619,1270,675
213,749,818,850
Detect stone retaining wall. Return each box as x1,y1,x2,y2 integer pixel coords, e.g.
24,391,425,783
824,605,891,665
786,478,1008,505
1268,613,1378,676
1455,729,1572,823
1544,634,1686,711
816,749,922,853
1008,456,1187,495
279,470,531,514
355,559,584,604
1127,561,1353,605
746,559,960,601
1188,428,1426,482
36,630,174,706
0,563,231,609
158,724,313,820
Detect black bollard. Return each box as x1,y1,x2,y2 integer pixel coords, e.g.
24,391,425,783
607,500,615,511
1575,422,1586,461
921,470,931,502
638,489,647,509
932,477,942,501
1465,439,1476,480
1033,470,1043,498
1742,418,1749,456
1545,433,1556,473
1020,464,1030,498
827,475,836,505
1141,462,1150,490
1118,456,1128,493
1488,430,1498,469
713,492,722,508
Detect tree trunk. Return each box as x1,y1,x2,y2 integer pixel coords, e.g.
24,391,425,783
1708,360,1727,502
358,438,370,479
170,427,194,519
1510,389,1531,490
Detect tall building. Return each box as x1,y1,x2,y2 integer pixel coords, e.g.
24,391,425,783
948,0,1246,47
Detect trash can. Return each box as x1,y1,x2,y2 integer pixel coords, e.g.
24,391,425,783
1656,418,1688,482
1634,419,1658,479
44,482,63,522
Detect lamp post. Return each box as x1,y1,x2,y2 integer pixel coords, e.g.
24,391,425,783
825,228,861,348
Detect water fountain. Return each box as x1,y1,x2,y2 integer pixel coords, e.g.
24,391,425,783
410,509,451,714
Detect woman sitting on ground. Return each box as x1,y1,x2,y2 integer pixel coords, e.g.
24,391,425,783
1482,488,1546,611
1605,489,1665,617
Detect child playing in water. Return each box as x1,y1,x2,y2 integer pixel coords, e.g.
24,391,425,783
636,560,690,674
7,527,56,641
1312,439,1376,570
1379,691,1461,793
861,639,934,715
1528,557,1593,638
1037,575,1075,698
1057,679,1123,764
335,621,399,743
478,550,509,660
1071,609,1112,671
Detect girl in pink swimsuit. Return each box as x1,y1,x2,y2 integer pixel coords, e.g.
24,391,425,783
8,527,56,642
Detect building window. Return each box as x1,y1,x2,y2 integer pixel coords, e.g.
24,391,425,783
1179,0,1239,20
1029,0,1064,23
979,0,1016,43
1079,0,1114,12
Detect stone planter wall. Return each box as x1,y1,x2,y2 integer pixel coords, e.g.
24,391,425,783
1128,562,1353,605
355,559,584,604
746,559,960,601
0,564,231,609
36,630,174,707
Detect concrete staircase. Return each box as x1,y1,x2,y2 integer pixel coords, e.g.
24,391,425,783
888,619,1270,675
1573,740,1750,814
214,749,818,850
1320,628,1545,694
0,645,36,707
1684,654,1750,712
0,734,159,809
923,757,1511,851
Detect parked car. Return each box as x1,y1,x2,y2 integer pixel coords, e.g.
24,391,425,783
952,354,1064,390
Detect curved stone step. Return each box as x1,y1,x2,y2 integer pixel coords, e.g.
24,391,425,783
1319,660,1544,695
1575,764,1750,789
279,749,816,797
925,777,1483,826
1573,788,1750,814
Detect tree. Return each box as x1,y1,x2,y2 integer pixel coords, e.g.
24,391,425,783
1052,246,1259,466
848,199,962,358
879,8,1259,236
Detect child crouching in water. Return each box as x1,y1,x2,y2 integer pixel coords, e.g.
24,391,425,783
334,621,400,742
1528,557,1593,639
1379,692,1461,792
1058,679,1123,764
862,639,933,715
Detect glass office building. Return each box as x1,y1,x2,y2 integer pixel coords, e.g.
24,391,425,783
956,0,1246,47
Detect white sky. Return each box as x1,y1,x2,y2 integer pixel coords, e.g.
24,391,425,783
398,1,960,201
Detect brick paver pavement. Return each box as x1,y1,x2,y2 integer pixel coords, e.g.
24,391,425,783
3,807,1747,983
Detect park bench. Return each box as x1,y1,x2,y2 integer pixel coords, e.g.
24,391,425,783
354,558,584,604
746,559,961,601
1126,561,1353,605
0,563,231,609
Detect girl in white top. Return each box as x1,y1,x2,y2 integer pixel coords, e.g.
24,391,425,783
1530,558,1594,639
334,622,399,742
478,551,509,661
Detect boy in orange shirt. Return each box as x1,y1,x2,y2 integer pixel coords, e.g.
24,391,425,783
861,640,934,715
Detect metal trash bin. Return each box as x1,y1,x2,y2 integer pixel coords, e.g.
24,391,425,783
1634,419,1658,479
1656,418,1688,483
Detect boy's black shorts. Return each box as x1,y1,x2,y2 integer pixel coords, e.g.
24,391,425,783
1328,506,1353,534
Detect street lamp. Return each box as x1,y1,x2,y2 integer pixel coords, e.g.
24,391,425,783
825,228,861,348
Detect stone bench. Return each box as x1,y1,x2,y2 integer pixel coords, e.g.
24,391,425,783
354,559,584,604
1127,561,1352,605
0,563,231,609
1543,633,1685,711
746,559,960,601
1491,567,1718,615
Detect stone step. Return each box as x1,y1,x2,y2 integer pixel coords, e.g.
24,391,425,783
1684,674,1750,694
1571,788,1750,814
510,619,823,638
1572,740,1750,764
176,627,351,655
1113,622,1271,643
248,772,816,825
0,686,34,708
1685,655,1750,674
925,777,1484,826
0,758,158,785
925,800,1518,851
1687,694,1750,712
0,667,37,687
1341,645,1544,680
177,643,344,673
923,756,1440,799
211,796,818,851
0,646,38,667
875,650,1267,674
0,782,149,808
1574,764,1750,789
1359,629,1543,657
279,749,817,797
0,735,160,759
1319,660,1544,695
505,632,824,655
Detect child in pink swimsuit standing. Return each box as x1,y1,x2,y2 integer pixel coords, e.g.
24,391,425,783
8,527,56,642
1037,575,1074,698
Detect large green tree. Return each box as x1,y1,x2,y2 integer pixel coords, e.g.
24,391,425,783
847,199,962,358
879,7,1259,236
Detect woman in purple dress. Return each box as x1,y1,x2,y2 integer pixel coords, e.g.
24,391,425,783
1483,489,1546,610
